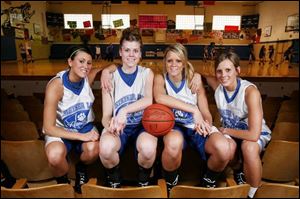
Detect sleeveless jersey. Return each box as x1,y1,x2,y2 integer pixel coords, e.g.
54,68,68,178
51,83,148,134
214,78,271,135
49,70,95,133
111,65,150,125
165,74,197,129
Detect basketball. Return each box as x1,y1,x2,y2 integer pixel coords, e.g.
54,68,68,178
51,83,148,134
142,104,175,137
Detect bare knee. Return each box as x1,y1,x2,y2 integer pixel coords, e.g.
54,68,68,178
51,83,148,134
82,141,99,160
163,136,183,160
46,147,66,167
99,142,116,160
137,133,158,164
139,142,157,161
241,141,260,161
207,134,231,161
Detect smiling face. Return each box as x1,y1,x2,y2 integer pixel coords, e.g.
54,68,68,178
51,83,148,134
119,40,141,69
165,51,184,79
68,51,92,82
216,59,240,91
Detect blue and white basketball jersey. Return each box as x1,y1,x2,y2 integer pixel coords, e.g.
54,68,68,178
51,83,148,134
165,74,197,129
50,70,95,133
111,65,150,125
214,78,271,135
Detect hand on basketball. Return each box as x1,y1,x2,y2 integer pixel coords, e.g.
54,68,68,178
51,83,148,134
101,68,113,92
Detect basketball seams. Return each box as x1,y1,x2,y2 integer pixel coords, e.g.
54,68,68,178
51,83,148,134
142,120,174,122
142,103,175,137
143,107,174,119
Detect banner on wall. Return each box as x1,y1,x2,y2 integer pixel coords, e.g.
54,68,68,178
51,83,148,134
67,21,77,29
224,25,239,32
83,21,91,28
113,19,124,28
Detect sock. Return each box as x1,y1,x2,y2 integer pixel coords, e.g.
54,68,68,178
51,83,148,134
105,164,121,187
137,165,152,186
248,187,258,198
76,161,87,173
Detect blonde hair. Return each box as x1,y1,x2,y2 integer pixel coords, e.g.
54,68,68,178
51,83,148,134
163,43,195,84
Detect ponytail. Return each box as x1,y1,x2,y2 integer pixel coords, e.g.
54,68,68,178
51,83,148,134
185,61,195,86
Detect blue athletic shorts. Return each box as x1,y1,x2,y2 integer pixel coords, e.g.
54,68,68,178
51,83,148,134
118,124,145,157
62,123,96,154
173,124,208,160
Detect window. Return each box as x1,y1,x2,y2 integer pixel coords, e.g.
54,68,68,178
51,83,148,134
101,14,130,29
64,14,93,29
212,15,241,30
176,15,204,30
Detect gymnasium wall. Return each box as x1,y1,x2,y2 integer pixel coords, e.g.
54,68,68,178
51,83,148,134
1,1,51,61
258,1,299,42
1,1,299,61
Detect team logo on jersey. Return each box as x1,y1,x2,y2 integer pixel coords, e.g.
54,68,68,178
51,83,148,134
220,109,248,130
173,109,193,125
63,110,90,130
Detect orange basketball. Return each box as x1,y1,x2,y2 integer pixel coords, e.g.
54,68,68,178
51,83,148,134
142,104,175,137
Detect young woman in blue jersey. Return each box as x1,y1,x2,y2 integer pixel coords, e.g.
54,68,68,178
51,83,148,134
153,43,235,191
99,28,157,188
43,46,101,193
206,51,271,198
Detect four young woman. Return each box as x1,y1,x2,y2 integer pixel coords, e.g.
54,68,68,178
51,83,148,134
43,28,271,197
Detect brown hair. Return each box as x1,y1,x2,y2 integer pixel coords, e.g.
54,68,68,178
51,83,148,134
214,51,240,70
119,28,143,49
163,43,195,84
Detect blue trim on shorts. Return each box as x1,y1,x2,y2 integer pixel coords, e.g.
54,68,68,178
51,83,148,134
173,124,208,160
79,122,94,133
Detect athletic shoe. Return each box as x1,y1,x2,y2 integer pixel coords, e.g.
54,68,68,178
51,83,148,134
201,175,216,188
105,176,121,188
166,174,179,192
138,181,149,187
234,171,246,185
